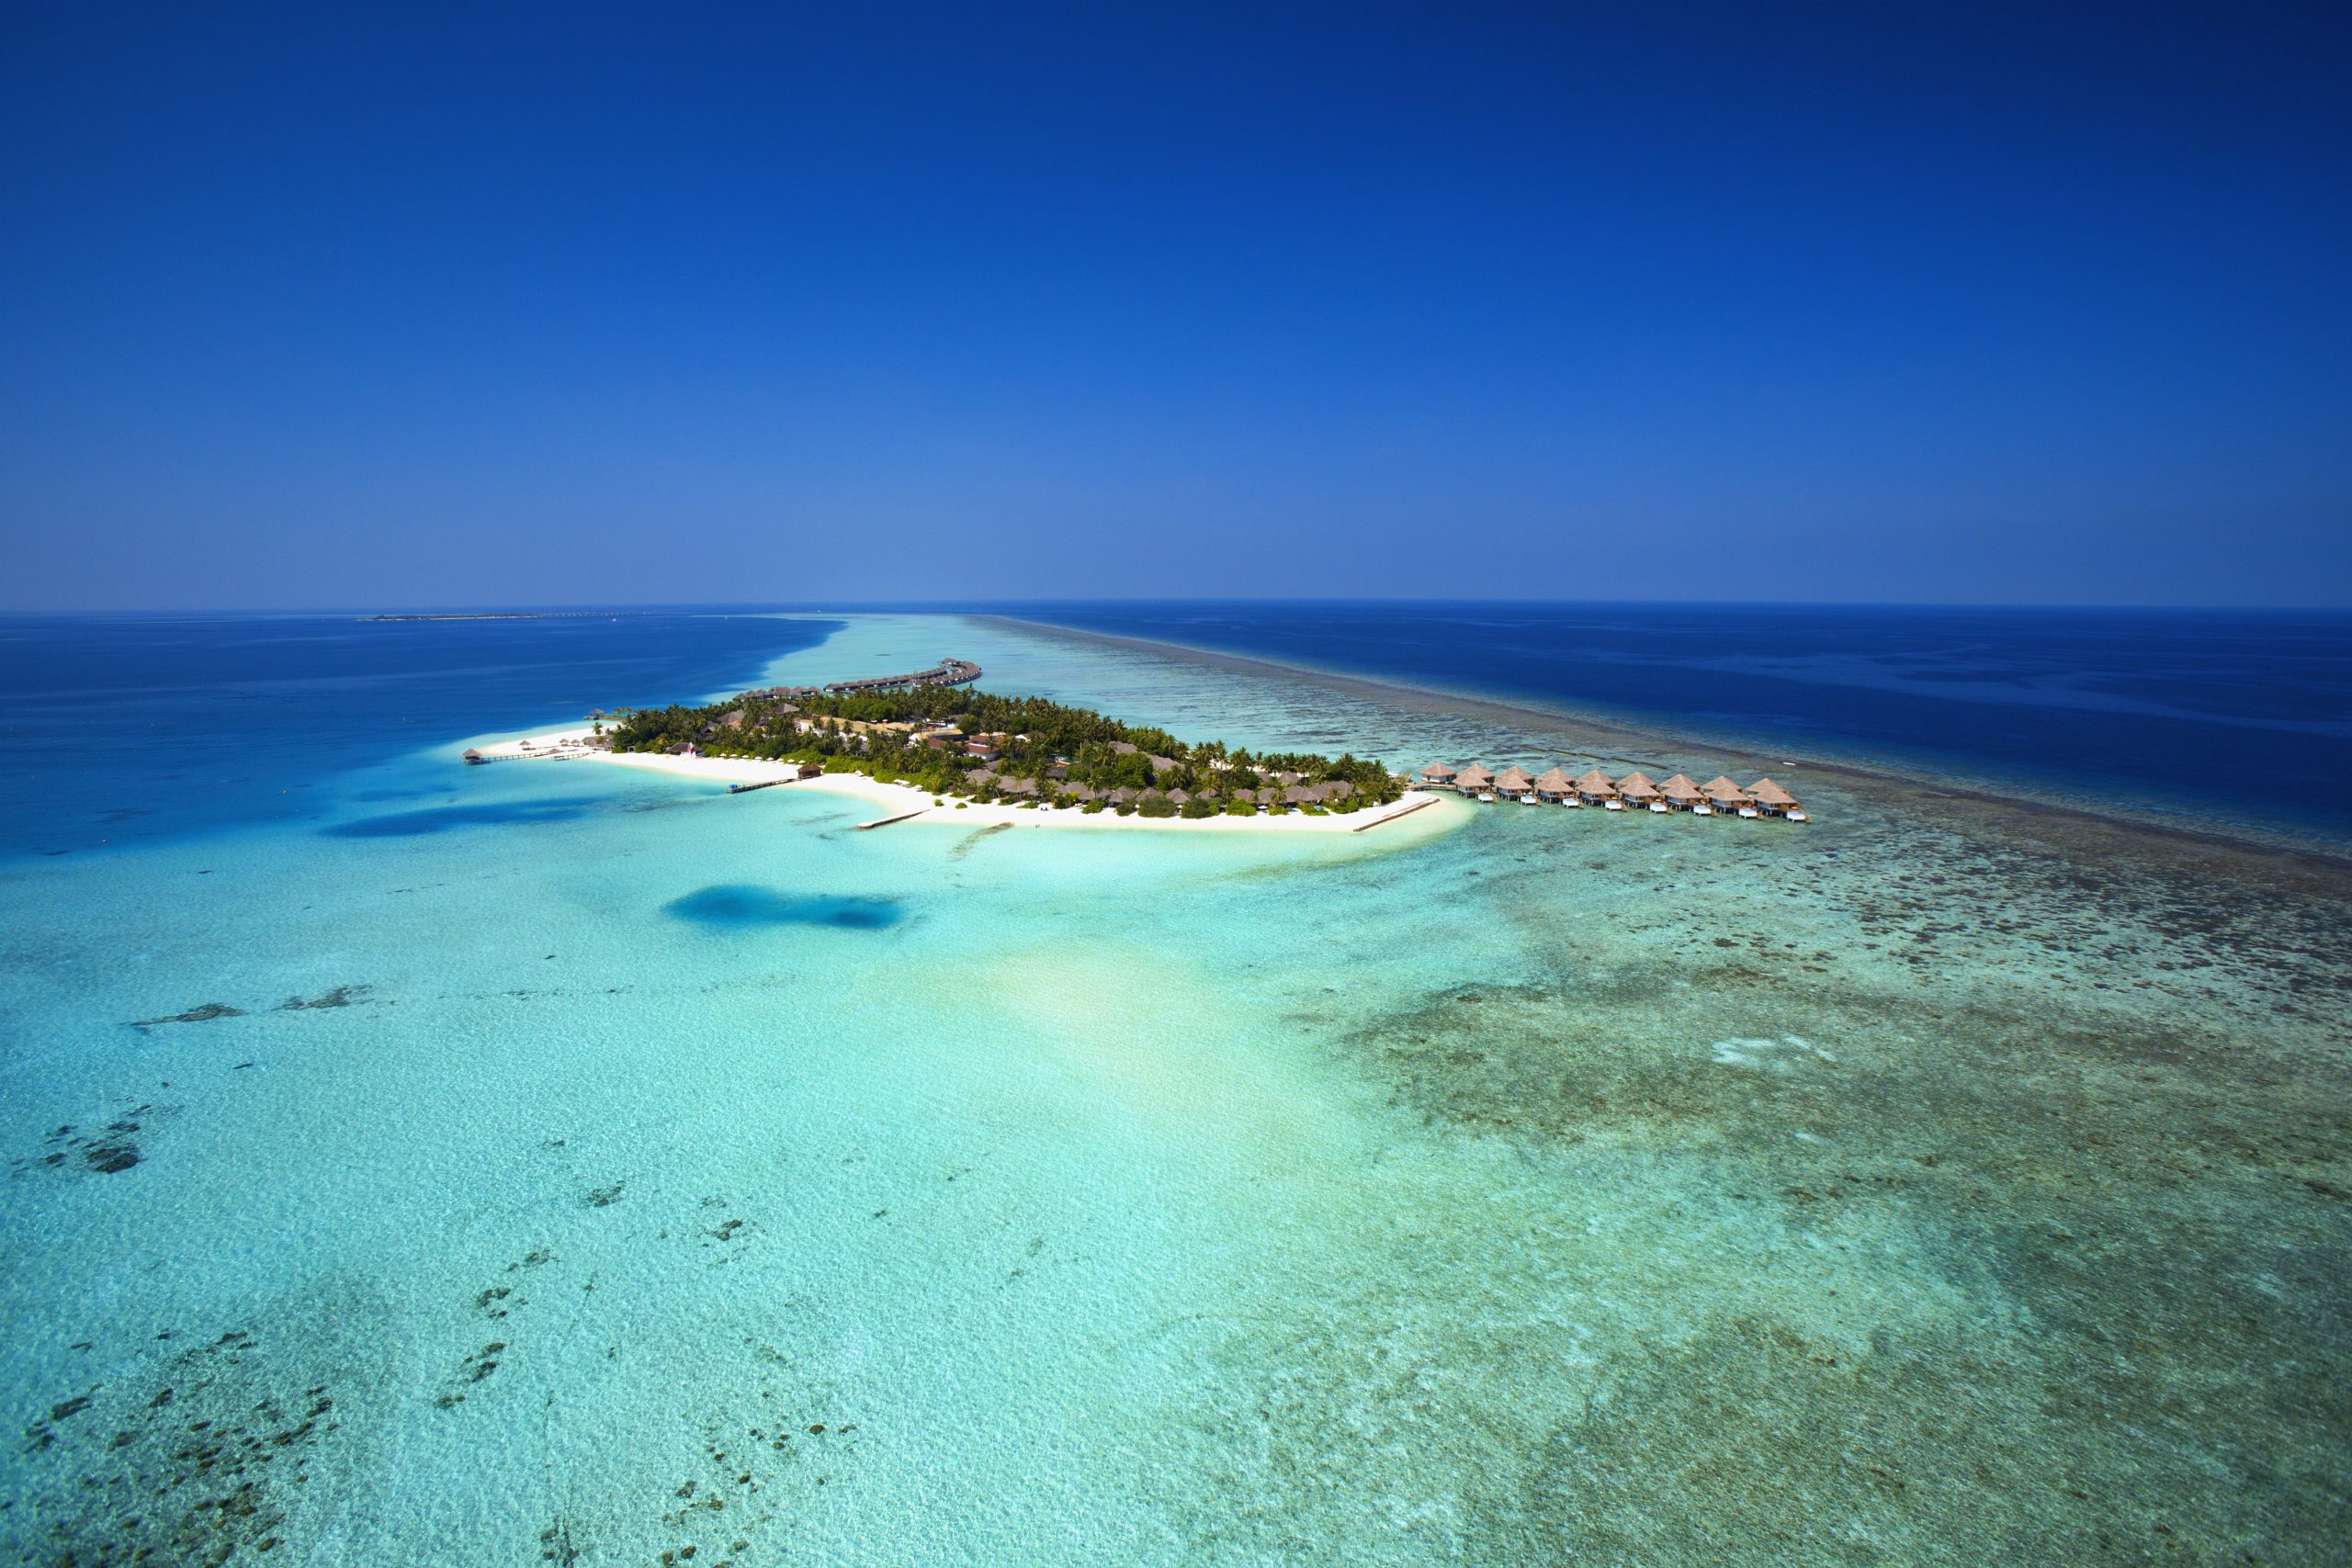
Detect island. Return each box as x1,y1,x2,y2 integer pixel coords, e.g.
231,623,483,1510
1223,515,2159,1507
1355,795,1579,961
469,666,1447,834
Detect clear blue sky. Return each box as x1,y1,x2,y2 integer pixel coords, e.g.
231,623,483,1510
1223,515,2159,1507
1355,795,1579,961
4,3,2348,609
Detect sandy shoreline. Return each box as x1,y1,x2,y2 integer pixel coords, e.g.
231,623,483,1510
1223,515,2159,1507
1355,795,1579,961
473,732,1457,836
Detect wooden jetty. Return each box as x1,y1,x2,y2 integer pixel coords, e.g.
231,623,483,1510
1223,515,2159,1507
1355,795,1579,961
1351,795,1438,832
745,658,982,704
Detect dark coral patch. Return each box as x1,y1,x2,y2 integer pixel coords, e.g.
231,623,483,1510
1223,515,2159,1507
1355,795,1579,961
662,886,904,931
324,798,600,838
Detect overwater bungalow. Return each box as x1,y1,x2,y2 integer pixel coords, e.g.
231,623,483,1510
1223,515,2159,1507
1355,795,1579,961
1701,775,1750,815
1418,762,1460,790
1532,766,1575,804
1747,778,1804,819
1616,771,1664,811
1658,773,1704,811
1493,766,1535,801
1574,768,1621,808
1456,763,1496,800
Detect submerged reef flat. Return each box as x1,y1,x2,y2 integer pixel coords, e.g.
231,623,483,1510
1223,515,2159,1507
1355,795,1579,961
1,611,2346,1563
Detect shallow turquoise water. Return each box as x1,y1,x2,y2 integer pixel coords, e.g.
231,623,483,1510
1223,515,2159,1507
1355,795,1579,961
4,615,2346,1563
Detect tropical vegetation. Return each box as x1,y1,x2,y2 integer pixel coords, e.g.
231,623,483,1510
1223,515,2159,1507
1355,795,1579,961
603,687,1403,814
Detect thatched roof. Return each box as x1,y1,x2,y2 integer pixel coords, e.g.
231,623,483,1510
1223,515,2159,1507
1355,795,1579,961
1532,767,1573,793
1493,766,1534,790
1060,783,1096,800
1574,769,1618,795
1147,754,1178,773
1455,764,1495,788
1106,787,1136,804
1324,780,1354,797
1283,784,1318,803
1702,775,1750,803
1658,773,1703,800
999,775,1038,795
1747,777,1799,806
1419,762,1459,780
1167,788,1190,805
1616,771,1662,799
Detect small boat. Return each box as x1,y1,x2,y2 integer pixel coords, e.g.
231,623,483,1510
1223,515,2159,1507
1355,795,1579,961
1603,799,1623,811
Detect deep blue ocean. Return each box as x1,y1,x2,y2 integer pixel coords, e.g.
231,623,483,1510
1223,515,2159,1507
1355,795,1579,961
0,611,836,858
6,604,2350,857
994,602,2352,839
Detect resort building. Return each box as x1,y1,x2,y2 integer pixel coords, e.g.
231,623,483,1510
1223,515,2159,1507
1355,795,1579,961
1419,763,1459,790
1702,776,1752,813
1455,763,1496,798
1658,773,1704,811
1615,771,1663,808
1492,766,1534,801
1532,766,1575,803
1747,778,1804,818
1574,769,1620,807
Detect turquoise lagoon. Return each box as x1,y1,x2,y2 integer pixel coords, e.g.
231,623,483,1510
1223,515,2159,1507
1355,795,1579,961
3,614,2346,1563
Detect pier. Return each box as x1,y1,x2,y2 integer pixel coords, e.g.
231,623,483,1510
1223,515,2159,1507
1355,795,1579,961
1351,795,1439,832
746,658,981,704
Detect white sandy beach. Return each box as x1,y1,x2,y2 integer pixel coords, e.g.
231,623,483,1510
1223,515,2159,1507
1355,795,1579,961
474,731,1455,835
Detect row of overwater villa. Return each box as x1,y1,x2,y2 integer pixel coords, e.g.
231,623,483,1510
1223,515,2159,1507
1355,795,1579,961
1417,763,1808,821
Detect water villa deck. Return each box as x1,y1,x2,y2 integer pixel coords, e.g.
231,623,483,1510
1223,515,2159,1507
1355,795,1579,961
1421,761,1810,821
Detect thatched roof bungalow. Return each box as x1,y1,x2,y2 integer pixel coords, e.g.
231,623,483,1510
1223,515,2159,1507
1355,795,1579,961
1419,762,1460,788
1615,770,1663,804
1456,764,1496,795
1532,766,1575,802
1493,766,1534,799
1574,768,1619,804
1658,773,1704,809
1747,778,1801,817
1702,775,1751,809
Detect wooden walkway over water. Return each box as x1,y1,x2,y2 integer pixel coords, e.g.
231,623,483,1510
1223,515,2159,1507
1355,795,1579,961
747,658,981,704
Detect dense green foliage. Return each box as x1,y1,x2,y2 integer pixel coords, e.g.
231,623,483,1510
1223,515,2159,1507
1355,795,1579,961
603,685,1403,809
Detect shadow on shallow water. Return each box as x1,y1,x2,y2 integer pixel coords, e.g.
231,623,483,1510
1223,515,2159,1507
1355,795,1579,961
663,885,905,931
323,798,603,837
